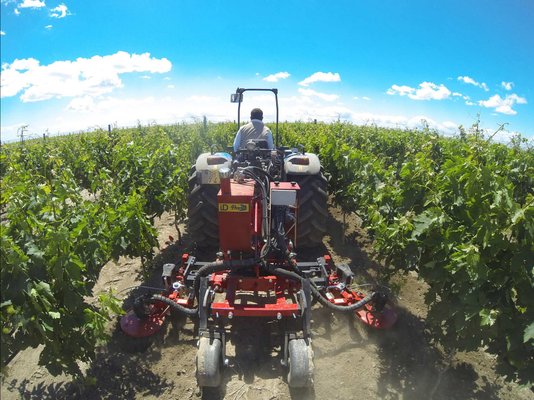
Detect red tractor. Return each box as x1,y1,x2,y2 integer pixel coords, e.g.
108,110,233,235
121,88,397,389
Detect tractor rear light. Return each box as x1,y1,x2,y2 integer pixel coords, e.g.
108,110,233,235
207,156,228,165
289,157,309,165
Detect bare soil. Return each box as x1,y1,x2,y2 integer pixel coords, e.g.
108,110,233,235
2,205,532,400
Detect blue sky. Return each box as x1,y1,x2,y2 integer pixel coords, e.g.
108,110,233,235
1,0,533,142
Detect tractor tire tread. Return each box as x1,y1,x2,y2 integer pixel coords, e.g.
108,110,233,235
287,173,328,248
187,168,219,247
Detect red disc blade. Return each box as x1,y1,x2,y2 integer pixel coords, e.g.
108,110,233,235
355,306,398,329
120,310,166,338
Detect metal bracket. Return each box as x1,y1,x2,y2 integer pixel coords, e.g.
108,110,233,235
301,278,312,339
198,276,209,332
336,263,354,286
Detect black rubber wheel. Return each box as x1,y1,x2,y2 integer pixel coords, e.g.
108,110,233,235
287,338,314,388
287,173,328,248
196,337,222,388
187,168,219,247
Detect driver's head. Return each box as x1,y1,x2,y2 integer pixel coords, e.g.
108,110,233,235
250,108,263,121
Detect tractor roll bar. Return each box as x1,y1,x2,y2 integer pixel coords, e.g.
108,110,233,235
234,88,279,147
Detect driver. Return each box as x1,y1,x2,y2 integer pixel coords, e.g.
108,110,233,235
233,108,274,151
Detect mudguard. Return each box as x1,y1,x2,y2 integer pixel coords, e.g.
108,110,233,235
195,152,232,184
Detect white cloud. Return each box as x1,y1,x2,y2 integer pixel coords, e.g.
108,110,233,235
0,31,5,36
263,71,290,82
50,3,67,18
478,93,527,115
31,94,234,138
67,96,95,112
285,106,460,137
491,129,522,143
457,75,489,91
501,81,514,91
18,0,45,8
1,51,172,102
458,76,476,85
453,92,471,101
0,86,480,143
387,82,451,101
411,82,451,100
298,88,339,102
354,96,371,101
387,84,413,97
14,8,20,15
299,72,341,86
442,121,458,130
44,24,52,29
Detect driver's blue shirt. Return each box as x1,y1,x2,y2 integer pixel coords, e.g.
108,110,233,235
233,119,274,151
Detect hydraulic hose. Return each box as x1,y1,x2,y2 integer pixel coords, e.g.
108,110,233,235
242,169,271,258
243,165,276,182
267,266,303,283
146,261,374,317
310,287,376,312
150,294,198,316
141,259,260,318
266,265,377,312
192,258,259,298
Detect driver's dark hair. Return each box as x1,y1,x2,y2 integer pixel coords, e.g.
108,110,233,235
250,108,263,120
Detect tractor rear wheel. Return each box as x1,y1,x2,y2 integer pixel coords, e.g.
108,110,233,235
187,169,219,247
196,337,222,388
287,338,314,388
287,173,328,247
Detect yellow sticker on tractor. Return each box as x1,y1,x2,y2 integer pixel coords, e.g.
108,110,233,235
218,203,250,212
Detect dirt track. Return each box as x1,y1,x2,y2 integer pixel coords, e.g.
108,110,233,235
1,205,532,400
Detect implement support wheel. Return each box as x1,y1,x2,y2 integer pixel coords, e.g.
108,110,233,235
196,337,222,388
287,338,314,388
